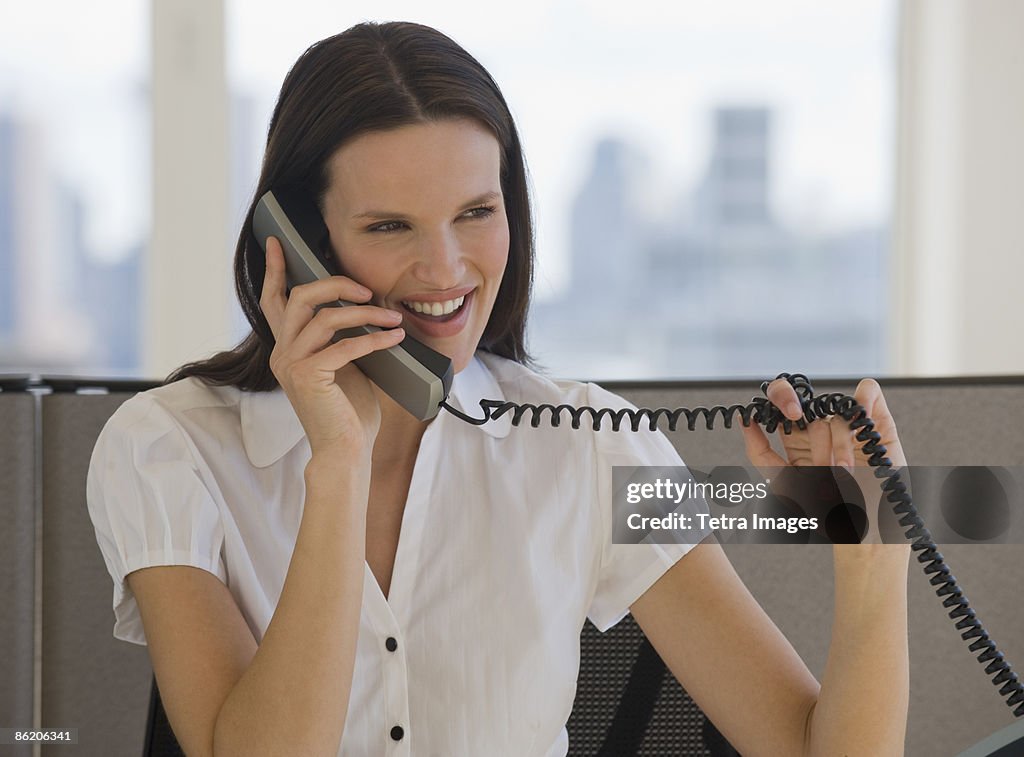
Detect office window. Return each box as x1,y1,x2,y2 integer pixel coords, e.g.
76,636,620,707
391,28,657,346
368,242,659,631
227,1,895,381
0,2,149,376
2,1,894,381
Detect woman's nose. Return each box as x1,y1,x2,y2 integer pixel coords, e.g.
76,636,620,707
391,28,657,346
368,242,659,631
412,230,466,287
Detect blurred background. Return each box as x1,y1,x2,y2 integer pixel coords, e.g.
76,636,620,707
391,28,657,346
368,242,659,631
0,0,1020,382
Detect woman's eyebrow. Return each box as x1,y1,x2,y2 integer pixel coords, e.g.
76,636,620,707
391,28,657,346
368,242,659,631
351,190,501,221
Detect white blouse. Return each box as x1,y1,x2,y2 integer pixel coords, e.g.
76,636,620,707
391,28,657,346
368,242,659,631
86,351,701,756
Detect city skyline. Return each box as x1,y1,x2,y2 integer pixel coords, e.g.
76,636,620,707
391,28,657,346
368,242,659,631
530,105,886,381
0,100,887,381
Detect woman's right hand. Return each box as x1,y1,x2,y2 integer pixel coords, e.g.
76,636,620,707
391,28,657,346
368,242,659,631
259,236,406,457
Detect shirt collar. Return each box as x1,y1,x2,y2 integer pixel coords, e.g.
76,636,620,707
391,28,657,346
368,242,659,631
446,352,512,440
240,384,306,468
241,352,511,468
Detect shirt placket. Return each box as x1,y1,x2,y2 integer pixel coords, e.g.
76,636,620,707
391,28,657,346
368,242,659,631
363,565,412,755
356,414,441,754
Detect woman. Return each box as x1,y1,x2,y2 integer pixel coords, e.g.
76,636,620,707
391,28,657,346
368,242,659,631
87,20,910,756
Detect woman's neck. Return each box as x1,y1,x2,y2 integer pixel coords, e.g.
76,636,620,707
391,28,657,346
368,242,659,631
371,384,430,468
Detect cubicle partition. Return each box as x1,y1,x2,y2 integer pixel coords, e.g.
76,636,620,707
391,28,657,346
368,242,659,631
40,388,153,756
1,381,37,757
1,374,1022,756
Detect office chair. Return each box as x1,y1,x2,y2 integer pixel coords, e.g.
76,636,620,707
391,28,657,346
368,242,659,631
567,614,739,756
143,615,739,756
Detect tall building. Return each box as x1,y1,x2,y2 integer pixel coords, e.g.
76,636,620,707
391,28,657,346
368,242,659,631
0,107,142,375
0,109,76,369
695,107,772,233
59,181,143,376
568,138,638,298
81,243,142,374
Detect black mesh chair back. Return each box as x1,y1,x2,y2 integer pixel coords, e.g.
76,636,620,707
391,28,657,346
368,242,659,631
567,615,740,756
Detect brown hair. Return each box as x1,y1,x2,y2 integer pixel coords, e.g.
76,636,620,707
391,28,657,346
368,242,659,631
166,21,535,390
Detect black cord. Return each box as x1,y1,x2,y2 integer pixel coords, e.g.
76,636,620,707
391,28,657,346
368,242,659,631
441,372,1024,718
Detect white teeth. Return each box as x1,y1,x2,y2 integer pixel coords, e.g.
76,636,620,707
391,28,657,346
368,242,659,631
403,295,466,316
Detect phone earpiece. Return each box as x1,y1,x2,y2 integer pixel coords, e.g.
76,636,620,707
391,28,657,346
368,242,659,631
253,188,454,420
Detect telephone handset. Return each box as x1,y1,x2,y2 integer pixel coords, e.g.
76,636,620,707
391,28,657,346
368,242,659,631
252,188,453,421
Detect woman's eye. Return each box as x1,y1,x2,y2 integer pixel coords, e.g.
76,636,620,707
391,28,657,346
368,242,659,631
370,220,406,234
464,205,497,219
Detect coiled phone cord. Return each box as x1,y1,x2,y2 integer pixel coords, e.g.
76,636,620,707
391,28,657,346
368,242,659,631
441,372,1024,717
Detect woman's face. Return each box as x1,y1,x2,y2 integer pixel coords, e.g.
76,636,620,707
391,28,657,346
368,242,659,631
321,118,510,374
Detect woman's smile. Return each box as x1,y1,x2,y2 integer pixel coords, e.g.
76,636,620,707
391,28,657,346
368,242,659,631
398,288,475,338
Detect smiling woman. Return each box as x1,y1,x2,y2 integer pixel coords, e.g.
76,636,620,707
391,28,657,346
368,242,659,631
163,20,535,392
84,19,911,757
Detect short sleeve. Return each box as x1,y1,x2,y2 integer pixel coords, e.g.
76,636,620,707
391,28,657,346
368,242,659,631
86,393,228,645
585,382,711,632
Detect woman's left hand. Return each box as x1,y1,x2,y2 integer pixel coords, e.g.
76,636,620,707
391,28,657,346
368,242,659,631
741,377,907,472
741,378,909,552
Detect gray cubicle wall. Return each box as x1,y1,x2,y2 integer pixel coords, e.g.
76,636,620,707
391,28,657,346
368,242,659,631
613,377,1024,756
1,387,37,757
40,390,153,757
10,375,1024,756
